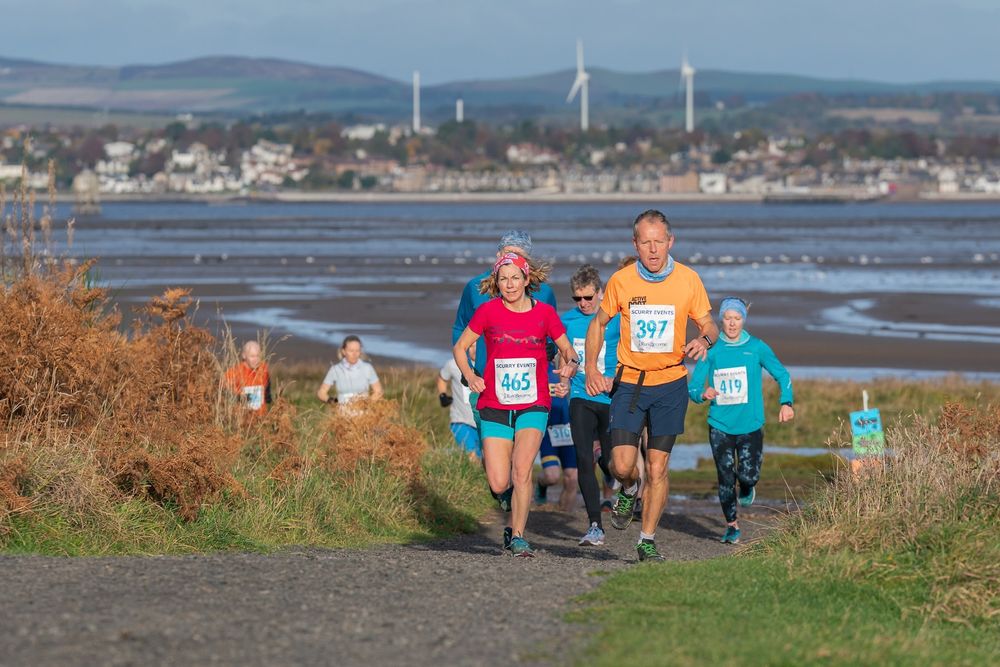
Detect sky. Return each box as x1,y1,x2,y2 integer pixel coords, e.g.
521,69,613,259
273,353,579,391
1,0,997,84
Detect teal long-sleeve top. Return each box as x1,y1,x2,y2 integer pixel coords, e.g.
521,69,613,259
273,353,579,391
688,330,793,435
452,269,557,376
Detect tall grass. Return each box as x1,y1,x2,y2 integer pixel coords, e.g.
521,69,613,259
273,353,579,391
762,401,1000,626
681,376,996,445
0,167,491,554
571,401,999,665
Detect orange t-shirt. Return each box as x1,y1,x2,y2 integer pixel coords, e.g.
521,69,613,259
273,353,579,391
600,261,712,386
224,362,271,415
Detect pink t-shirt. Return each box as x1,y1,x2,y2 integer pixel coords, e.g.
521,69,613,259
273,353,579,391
468,298,566,411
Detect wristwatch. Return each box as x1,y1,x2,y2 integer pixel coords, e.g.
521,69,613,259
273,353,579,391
701,334,714,348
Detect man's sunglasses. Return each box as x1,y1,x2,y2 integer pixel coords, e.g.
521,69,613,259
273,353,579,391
572,294,597,302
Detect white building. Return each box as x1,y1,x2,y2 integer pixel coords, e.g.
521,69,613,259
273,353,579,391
699,172,728,195
937,168,959,194
341,124,386,141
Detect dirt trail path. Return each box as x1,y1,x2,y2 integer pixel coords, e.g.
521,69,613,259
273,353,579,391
1,500,784,666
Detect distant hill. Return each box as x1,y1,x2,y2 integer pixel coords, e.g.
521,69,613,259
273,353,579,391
0,54,997,122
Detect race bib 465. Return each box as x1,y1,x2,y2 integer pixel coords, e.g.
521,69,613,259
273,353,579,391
494,358,537,405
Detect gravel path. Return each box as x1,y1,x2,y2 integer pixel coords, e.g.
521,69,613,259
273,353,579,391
1,499,783,666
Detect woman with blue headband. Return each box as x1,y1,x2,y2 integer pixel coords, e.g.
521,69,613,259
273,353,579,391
688,297,795,544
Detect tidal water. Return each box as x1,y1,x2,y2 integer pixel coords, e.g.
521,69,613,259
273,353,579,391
45,199,1000,373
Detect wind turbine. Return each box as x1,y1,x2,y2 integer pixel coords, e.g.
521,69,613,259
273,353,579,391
566,39,590,132
412,70,421,133
680,54,695,133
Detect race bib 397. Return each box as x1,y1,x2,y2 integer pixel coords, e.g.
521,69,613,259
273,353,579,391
629,304,675,353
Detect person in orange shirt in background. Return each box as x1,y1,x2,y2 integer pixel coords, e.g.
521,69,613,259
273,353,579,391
225,340,272,416
583,210,718,562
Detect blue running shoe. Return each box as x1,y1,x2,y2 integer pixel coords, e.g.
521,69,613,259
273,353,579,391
509,536,535,558
721,526,741,544
579,522,606,546
738,485,756,507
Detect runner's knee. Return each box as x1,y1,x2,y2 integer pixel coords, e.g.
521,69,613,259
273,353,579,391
646,456,669,481
540,466,561,485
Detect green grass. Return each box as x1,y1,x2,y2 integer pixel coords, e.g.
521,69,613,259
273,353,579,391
679,376,997,446
570,555,998,666
571,400,1000,666
0,104,184,129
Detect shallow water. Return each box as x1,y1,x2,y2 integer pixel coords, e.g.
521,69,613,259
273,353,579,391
50,200,1000,371
669,444,853,471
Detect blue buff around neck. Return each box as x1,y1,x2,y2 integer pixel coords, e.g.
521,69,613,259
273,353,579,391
636,255,675,282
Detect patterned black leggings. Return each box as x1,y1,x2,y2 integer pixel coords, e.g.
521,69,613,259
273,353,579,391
708,426,764,523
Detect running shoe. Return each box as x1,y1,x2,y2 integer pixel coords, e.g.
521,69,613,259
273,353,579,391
738,486,756,507
497,486,513,512
721,526,741,544
636,539,666,562
610,482,640,530
503,527,513,551
535,481,547,504
579,522,606,546
509,536,535,558
600,500,613,513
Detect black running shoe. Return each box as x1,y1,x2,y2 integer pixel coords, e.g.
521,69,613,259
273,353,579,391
498,486,513,512
535,481,547,504
636,538,666,562
610,482,640,530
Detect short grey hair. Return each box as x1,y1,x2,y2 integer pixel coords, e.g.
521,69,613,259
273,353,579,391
632,209,672,239
570,264,602,292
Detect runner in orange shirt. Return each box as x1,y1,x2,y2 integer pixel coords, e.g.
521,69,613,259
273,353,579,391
225,340,271,416
583,210,718,562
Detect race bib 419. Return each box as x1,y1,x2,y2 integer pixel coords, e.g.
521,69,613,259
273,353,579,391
713,366,749,406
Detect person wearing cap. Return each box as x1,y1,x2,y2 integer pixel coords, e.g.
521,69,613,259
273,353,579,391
451,230,558,511
453,252,579,558
583,210,718,562
688,296,794,544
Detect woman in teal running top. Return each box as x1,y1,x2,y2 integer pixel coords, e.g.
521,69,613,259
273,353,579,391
689,297,794,544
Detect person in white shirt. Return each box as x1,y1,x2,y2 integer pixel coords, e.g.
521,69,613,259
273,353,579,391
437,358,480,461
316,335,383,408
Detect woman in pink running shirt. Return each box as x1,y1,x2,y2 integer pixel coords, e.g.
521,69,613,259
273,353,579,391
454,253,579,557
